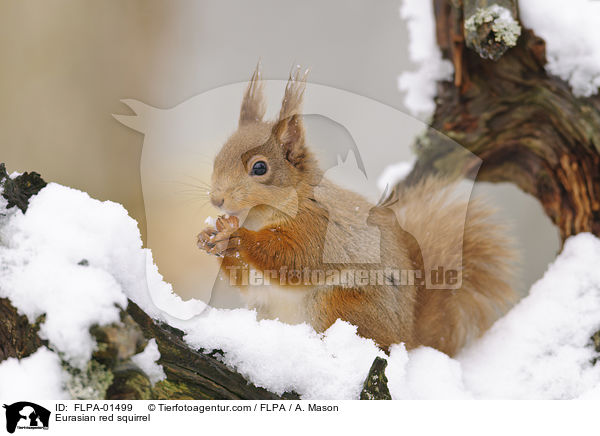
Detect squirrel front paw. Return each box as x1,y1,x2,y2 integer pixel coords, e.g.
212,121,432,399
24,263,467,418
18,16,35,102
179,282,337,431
197,215,240,257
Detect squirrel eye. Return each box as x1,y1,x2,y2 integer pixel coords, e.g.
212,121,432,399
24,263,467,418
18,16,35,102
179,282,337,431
250,160,268,176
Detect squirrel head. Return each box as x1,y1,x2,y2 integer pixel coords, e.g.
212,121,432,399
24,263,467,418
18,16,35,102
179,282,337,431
210,65,320,219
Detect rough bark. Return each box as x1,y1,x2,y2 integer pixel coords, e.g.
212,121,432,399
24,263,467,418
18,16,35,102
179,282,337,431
0,163,46,213
360,357,392,400
0,298,44,361
397,0,600,242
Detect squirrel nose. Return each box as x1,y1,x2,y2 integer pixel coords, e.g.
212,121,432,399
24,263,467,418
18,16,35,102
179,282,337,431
211,196,224,208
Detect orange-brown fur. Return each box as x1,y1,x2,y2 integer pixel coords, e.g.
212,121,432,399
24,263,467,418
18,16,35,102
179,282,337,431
197,65,517,356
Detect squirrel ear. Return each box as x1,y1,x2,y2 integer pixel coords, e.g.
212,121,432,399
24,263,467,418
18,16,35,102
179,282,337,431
273,114,306,167
239,62,266,126
274,65,309,168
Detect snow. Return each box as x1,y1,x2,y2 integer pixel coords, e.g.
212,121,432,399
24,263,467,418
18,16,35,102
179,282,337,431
131,339,166,385
520,0,600,98
398,0,453,117
0,347,69,400
0,185,129,368
1,181,600,399
0,182,202,396
377,159,415,193
385,233,600,399
204,215,217,227
183,313,384,399
457,233,600,399
389,346,471,400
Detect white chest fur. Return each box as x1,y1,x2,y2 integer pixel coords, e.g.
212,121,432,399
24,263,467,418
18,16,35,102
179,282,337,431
240,269,310,325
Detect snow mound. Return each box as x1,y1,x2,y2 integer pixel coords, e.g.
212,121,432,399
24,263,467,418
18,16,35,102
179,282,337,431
520,0,600,98
1,182,600,399
458,233,600,399
0,347,69,400
0,185,130,368
131,339,166,385
183,313,385,399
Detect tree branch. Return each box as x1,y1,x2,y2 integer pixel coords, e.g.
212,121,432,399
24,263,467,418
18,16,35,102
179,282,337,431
397,0,600,242
125,301,295,400
462,0,521,60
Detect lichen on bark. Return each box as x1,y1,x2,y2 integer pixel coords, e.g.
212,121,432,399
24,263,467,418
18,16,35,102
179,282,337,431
463,0,521,60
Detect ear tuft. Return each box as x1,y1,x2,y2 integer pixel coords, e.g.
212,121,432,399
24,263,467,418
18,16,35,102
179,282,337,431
273,65,310,168
279,65,310,121
239,61,266,126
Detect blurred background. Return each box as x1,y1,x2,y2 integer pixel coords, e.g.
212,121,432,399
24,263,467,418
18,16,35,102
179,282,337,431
0,0,560,302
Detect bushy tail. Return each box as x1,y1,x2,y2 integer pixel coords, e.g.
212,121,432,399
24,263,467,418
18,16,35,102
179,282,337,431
389,177,518,356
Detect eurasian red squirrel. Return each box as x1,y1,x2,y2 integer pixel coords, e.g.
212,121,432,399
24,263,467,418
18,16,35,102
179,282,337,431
197,65,517,356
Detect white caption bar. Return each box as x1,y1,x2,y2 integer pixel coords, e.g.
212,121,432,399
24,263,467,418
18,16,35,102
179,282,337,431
0,400,596,435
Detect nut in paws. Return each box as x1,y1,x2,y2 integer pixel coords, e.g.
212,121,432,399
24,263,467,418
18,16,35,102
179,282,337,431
197,215,240,256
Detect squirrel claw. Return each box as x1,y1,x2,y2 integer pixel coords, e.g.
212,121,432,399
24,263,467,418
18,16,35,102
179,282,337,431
197,228,217,250
198,215,240,256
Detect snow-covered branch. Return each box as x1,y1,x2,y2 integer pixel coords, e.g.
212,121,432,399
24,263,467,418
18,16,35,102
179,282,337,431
0,166,392,400
463,0,521,60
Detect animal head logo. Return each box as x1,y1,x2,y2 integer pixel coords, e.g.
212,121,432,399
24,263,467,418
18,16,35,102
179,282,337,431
3,402,51,433
114,64,481,319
